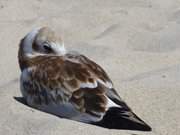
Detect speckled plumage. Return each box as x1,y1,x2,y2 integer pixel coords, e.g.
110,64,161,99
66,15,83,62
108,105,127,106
18,27,151,130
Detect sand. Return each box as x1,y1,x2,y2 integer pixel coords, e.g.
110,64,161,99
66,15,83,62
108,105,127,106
0,0,180,134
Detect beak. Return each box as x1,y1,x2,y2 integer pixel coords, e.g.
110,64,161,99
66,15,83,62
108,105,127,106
50,42,66,55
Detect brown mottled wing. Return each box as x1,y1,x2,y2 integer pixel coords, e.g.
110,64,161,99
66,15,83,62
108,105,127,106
65,53,123,116
23,54,121,116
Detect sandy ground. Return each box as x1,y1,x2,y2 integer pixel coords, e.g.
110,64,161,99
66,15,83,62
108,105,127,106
0,0,180,134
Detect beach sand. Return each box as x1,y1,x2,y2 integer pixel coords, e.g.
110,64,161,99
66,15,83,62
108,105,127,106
0,0,180,134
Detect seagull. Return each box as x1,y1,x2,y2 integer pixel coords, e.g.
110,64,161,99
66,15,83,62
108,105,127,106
18,27,151,131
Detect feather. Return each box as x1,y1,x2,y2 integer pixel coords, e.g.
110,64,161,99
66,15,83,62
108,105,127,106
19,27,151,131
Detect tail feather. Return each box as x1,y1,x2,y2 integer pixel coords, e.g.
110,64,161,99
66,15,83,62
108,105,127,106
93,107,152,131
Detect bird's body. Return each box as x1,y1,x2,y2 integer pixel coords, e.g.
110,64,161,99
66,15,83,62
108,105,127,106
18,27,151,131
20,54,116,122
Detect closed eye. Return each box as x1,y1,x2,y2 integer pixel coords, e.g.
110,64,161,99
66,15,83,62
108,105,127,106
43,43,52,52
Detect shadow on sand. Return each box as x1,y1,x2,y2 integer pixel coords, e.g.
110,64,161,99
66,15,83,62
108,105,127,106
14,97,152,132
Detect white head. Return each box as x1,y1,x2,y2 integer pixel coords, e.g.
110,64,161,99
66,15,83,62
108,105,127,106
20,27,66,58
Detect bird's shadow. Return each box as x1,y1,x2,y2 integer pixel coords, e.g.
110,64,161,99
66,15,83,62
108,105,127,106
14,97,28,106
14,96,151,131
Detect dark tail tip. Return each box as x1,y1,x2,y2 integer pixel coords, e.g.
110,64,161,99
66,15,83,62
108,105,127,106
93,107,152,131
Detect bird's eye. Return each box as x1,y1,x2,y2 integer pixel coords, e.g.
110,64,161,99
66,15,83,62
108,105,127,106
43,43,52,52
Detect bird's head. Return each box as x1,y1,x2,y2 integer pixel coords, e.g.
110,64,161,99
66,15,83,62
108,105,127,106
19,27,66,58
